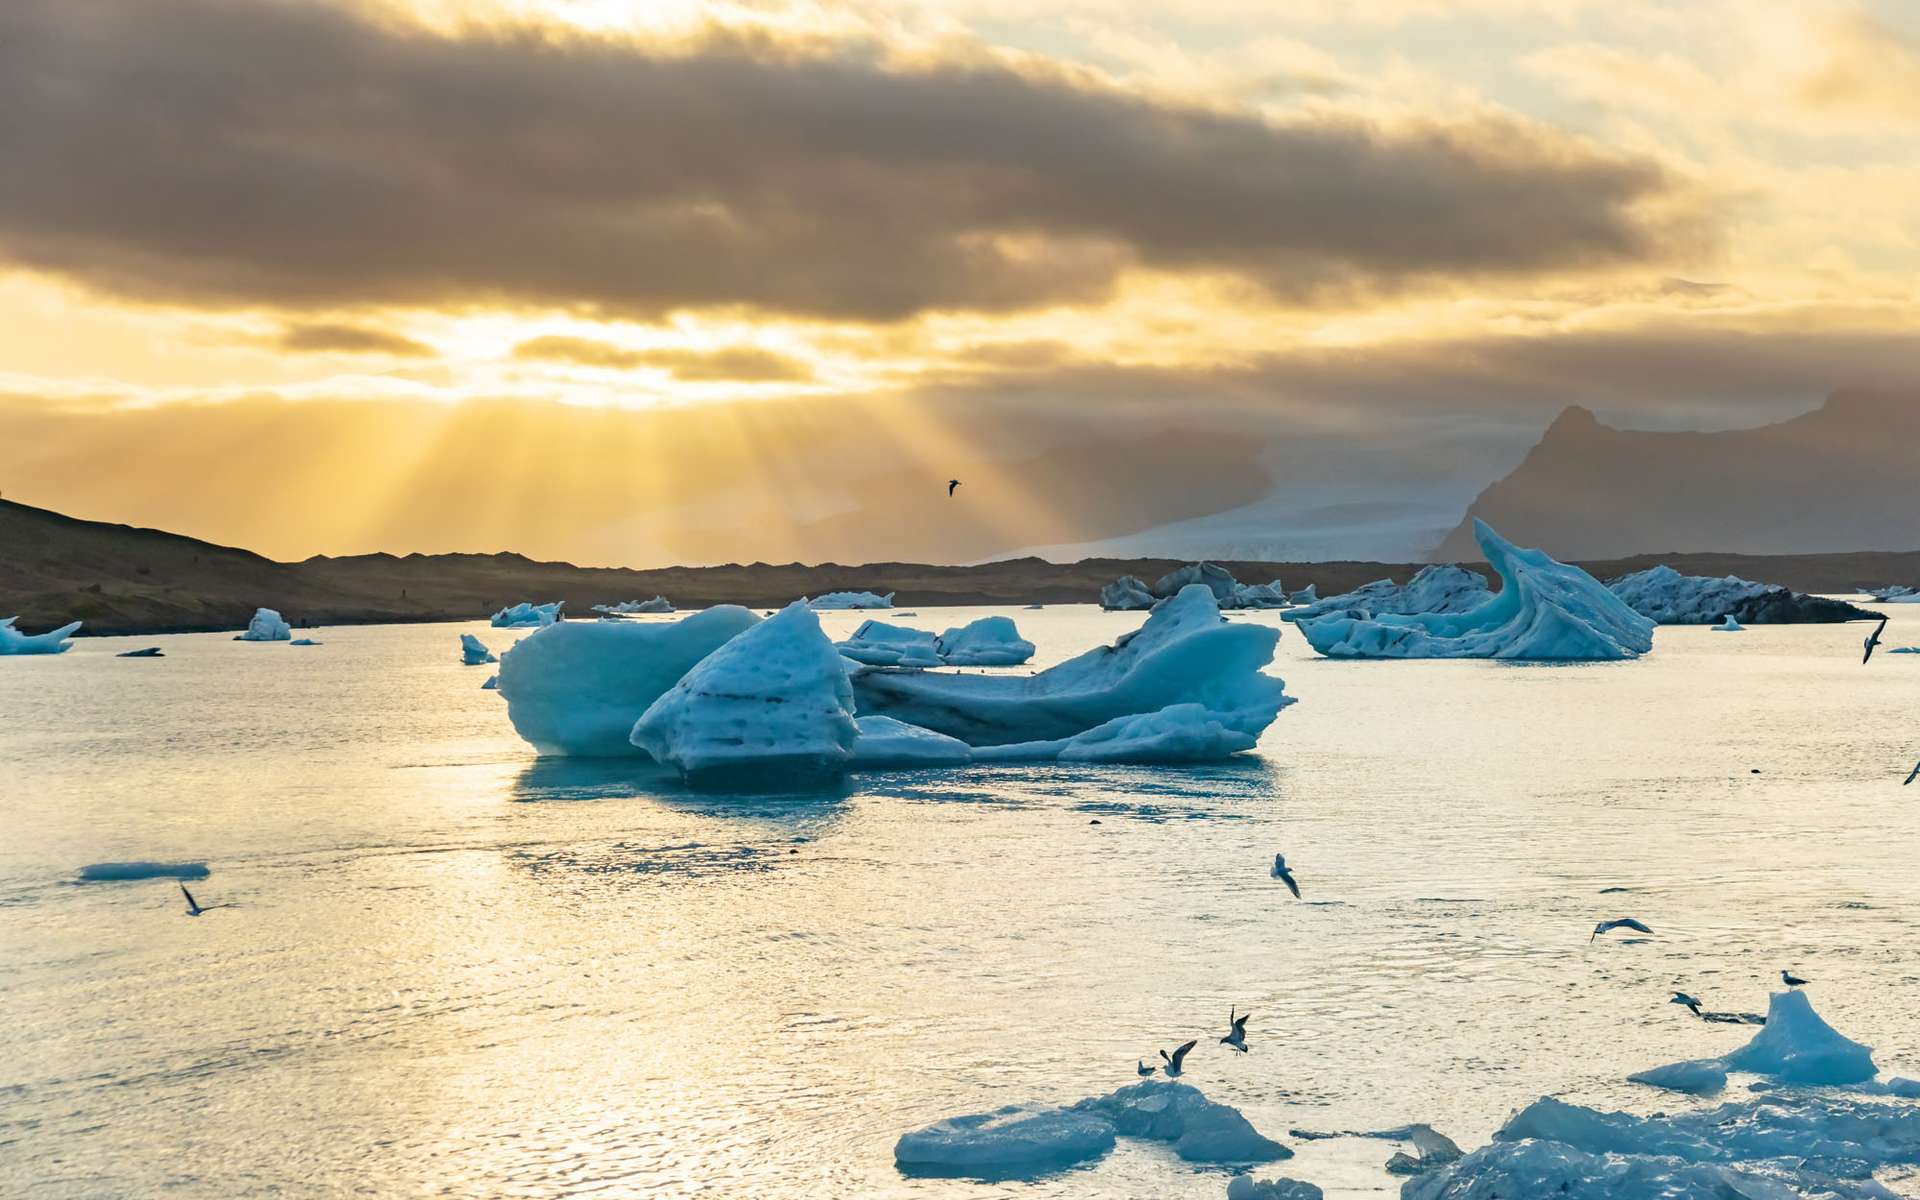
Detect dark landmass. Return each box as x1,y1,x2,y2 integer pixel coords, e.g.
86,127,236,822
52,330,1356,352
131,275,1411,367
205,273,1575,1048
1434,388,1920,561
3,498,1913,637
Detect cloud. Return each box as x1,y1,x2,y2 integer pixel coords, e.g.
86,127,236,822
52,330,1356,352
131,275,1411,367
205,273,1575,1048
511,336,814,381
0,0,1706,322
276,322,434,357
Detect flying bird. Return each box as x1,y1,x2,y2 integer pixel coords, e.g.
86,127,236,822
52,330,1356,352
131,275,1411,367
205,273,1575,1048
1670,992,1703,1016
1781,969,1811,987
1905,760,1918,786
1159,1039,1197,1077
1864,615,1889,664
1221,1007,1250,1053
947,479,961,496
1271,853,1301,899
1137,1059,1156,1077
1591,918,1653,942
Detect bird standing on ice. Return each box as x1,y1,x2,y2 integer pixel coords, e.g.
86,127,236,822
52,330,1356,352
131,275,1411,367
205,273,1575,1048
1221,1007,1250,1052
1159,1039,1197,1077
947,479,961,496
1591,918,1653,942
1271,854,1301,899
1864,615,1889,664
1137,1060,1155,1076
1781,969,1811,987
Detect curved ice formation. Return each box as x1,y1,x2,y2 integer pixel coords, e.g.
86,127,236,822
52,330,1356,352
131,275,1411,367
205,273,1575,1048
1100,575,1155,610
498,606,760,756
78,861,210,881
836,621,942,667
852,585,1291,748
1,616,81,654
1711,614,1744,632
1609,564,1870,624
1072,1079,1290,1163
491,601,563,628
593,597,674,615
233,608,292,641
1281,565,1490,624
460,634,497,665
934,616,1035,666
850,716,974,767
893,1104,1116,1176
1225,1176,1322,1200
1626,1058,1727,1095
1294,522,1655,661
630,601,858,784
804,591,893,610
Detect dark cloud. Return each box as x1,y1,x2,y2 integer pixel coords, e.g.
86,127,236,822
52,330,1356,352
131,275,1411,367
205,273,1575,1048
512,336,813,381
276,322,433,356
0,0,1705,321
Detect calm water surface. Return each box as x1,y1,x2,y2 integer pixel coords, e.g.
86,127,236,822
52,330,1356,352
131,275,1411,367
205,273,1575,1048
4,605,1919,1198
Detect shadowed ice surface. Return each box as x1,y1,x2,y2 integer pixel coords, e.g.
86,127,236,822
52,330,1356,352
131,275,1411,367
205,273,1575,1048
3,605,1919,1197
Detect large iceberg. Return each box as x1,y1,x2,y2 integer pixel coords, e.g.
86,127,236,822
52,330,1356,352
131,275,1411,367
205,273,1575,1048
804,591,893,610
233,607,292,641
491,601,563,628
852,585,1291,748
836,620,942,667
1281,565,1490,624
1,616,81,655
630,601,858,785
934,617,1035,666
1100,575,1156,610
1293,522,1655,661
1631,990,1876,1093
497,606,760,756
1608,565,1872,624
459,633,497,665
592,597,674,615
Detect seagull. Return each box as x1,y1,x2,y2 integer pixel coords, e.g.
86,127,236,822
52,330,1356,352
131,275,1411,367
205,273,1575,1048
947,479,961,496
1221,1007,1250,1052
1905,760,1919,786
1159,1039,1197,1077
1864,615,1889,664
1271,853,1301,899
1137,1059,1156,1077
1781,969,1811,987
1591,917,1653,942
1670,992,1703,1016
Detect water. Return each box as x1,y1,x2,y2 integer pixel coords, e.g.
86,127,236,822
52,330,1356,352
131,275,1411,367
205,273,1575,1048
4,606,1919,1198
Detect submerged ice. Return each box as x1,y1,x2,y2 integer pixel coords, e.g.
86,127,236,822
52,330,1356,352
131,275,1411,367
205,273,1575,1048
1,616,81,655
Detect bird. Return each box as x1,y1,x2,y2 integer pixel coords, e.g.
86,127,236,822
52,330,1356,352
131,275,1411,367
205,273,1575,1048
1159,1039,1197,1077
1137,1059,1156,1077
1271,853,1301,899
1864,615,1889,664
1905,760,1919,786
1670,992,1703,1016
1590,918,1653,942
1221,1007,1250,1052
1781,969,1810,987
947,479,961,496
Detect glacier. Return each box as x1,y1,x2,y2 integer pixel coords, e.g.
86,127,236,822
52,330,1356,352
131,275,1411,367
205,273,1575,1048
459,634,497,665
630,601,858,785
1,616,81,655
1609,564,1870,624
233,607,292,642
934,617,1035,666
1292,522,1655,661
851,585,1291,748
835,620,943,668
593,597,674,615
1100,575,1156,610
1280,565,1490,624
497,606,760,756
491,601,563,628
804,591,894,610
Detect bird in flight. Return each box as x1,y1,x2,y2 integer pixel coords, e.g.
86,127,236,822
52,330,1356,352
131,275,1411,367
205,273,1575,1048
1271,853,1301,899
1670,992,1703,1016
1781,969,1811,987
1905,761,1918,786
1864,615,1889,664
1591,917,1653,942
947,479,961,496
1221,1007,1251,1053
1159,1039,1197,1077
178,883,229,917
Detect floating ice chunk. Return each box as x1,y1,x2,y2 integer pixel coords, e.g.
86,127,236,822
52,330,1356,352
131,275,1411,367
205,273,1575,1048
1072,1079,1290,1163
233,608,292,641
631,601,858,784
1710,614,1744,631
836,620,942,667
498,606,760,756
983,702,1260,764
289,638,321,646
460,633,497,665
1,616,82,655
1287,584,1317,604
593,597,674,615
117,647,164,658
1866,585,1919,602
1384,1125,1465,1174
1100,575,1156,610
1627,1058,1727,1095
935,616,1035,666
1231,580,1290,609
481,674,499,690
1024,603,1045,610
850,716,973,767
1226,1175,1322,1200
1154,562,1244,604
1282,565,1489,624
1496,1090,1920,1168
853,586,1291,749
804,591,893,610
1609,565,1867,624
1294,522,1654,661
1890,646,1920,654
78,861,210,881
491,601,563,628
1404,1133,1898,1200
1722,989,1876,1085
893,1104,1115,1176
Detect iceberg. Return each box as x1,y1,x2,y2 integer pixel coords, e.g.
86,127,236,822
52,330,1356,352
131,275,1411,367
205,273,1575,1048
1286,584,1317,604
934,616,1035,666
233,607,292,641
1628,991,1875,1093
1072,1080,1289,1164
852,586,1291,749
497,606,760,756
1383,1125,1464,1175
481,674,499,690
630,601,858,785
460,633,497,665
491,601,563,628
1711,614,1744,631
835,620,942,668
804,591,893,610
78,861,210,881
1293,522,1655,661
1230,580,1290,609
1,616,82,655
1626,1058,1727,1095
1281,565,1490,624
117,647,164,658
893,1104,1115,1177
1152,563,1290,609
1100,575,1156,610
850,716,974,768
1866,585,1919,602
592,597,674,615
1609,564,1871,624
1225,1176,1321,1200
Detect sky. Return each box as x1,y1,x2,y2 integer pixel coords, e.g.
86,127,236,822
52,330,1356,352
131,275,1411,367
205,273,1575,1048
1,0,1916,566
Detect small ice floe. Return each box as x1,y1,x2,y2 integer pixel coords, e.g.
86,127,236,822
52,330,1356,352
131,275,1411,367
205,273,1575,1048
1627,1058,1728,1095
1077,1080,1289,1163
481,674,499,690
289,638,321,646
1,616,82,655
893,1105,1116,1176
491,601,563,628
1023,603,1045,610
1891,646,1920,654
1383,1125,1464,1175
1631,989,1876,1093
233,608,292,641
802,591,893,610
593,598,674,615
78,861,210,882
459,633,497,665
836,621,942,667
1225,1176,1321,1200
1710,613,1744,631
934,616,1035,666
116,647,164,658
1866,584,1920,603
1286,584,1318,604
